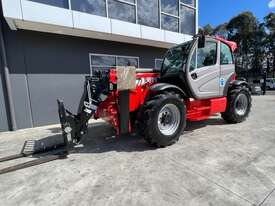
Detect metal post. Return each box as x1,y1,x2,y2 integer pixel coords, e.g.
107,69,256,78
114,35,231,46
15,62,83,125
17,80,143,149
0,19,17,131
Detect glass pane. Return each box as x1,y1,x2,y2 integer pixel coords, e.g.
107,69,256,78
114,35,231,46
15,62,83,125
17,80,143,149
155,59,163,70
180,0,195,7
197,41,217,68
221,43,233,65
161,14,179,32
162,46,184,73
71,0,106,17
124,0,135,3
161,0,179,16
189,49,196,71
91,66,112,74
138,0,159,28
29,0,69,8
180,5,195,35
117,57,138,67
91,55,116,66
108,0,136,23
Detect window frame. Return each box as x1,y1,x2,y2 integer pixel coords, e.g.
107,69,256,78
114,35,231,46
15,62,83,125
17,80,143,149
155,58,163,70
220,42,234,65
179,3,196,35
189,40,218,72
159,0,196,34
107,0,137,23
89,53,140,74
137,0,160,28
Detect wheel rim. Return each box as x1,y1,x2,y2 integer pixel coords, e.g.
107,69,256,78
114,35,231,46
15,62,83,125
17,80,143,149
158,104,181,136
234,93,248,116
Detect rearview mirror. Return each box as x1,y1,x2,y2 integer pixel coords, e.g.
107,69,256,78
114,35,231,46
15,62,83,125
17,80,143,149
198,36,205,48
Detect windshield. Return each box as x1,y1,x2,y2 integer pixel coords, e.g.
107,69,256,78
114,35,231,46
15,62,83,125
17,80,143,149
161,41,193,75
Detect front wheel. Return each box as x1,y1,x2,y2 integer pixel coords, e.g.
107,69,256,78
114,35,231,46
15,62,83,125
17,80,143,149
222,86,252,123
138,93,186,147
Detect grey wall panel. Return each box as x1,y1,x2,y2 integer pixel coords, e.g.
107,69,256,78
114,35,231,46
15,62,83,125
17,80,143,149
0,73,9,131
3,23,27,74
9,74,33,129
27,74,86,126
21,30,166,74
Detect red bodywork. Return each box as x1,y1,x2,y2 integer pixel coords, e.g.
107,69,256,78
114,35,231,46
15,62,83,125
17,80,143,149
215,36,237,52
94,69,227,134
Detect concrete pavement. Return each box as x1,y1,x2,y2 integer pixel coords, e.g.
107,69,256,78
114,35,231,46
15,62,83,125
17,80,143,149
0,94,275,206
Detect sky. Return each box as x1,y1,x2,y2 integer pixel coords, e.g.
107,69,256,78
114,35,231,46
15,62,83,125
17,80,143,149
199,0,275,27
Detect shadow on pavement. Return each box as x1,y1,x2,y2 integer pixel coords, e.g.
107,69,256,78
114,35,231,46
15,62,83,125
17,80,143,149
186,118,226,132
7,116,227,157
40,117,226,154
0,117,226,174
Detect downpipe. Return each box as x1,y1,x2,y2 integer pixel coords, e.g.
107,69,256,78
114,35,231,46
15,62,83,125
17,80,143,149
0,18,17,131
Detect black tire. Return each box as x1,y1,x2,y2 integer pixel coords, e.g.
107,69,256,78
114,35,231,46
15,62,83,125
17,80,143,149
137,93,186,147
221,86,251,123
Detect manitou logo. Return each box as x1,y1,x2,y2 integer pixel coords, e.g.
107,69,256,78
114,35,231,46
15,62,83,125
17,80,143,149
136,77,158,86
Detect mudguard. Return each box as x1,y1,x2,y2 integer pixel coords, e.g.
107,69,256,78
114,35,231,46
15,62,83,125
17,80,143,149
226,80,251,95
149,83,187,99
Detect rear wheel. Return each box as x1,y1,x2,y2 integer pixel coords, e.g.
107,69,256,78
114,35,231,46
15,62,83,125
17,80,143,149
137,93,186,147
222,86,251,123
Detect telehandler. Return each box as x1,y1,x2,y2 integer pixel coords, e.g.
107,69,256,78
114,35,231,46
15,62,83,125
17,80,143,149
0,35,252,174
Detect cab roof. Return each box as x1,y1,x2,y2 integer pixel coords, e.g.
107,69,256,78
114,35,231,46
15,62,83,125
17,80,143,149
214,36,238,52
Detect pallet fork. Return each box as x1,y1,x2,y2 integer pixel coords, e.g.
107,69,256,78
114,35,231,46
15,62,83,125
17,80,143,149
0,101,76,175
0,75,106,175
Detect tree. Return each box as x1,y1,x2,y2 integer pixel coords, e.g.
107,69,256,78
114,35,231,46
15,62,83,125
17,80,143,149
250,22,266,74
264,13,275,77
226,12,258,74
213,23,228,39
198,24,214,35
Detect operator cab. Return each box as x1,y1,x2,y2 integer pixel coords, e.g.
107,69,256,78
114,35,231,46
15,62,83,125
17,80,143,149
160,36,236,99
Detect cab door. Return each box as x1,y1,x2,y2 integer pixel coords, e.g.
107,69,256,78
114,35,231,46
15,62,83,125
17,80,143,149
187,38,221,99
219,42,235,96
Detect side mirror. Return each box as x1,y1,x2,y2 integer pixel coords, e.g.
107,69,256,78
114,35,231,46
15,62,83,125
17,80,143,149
198,36,205,48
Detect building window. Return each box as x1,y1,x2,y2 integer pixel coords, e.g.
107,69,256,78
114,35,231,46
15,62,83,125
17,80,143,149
29,0,69,8
29,0,197,35
160,0,179,32
161,0,179,16
71,0,107,17
155,59,163,70
90,54,139,73
180,0,195,7
180,4,195,35
137,0,159,28
108,0,136,23
161,15,179,32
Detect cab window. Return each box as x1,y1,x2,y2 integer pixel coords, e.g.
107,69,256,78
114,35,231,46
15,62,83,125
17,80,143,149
220,42,233,65
189,41,217,71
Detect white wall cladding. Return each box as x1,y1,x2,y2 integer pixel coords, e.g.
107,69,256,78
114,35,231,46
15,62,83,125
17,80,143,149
73,11,111,34
21,0,73,27
1,0,195,48
111,19,141,39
